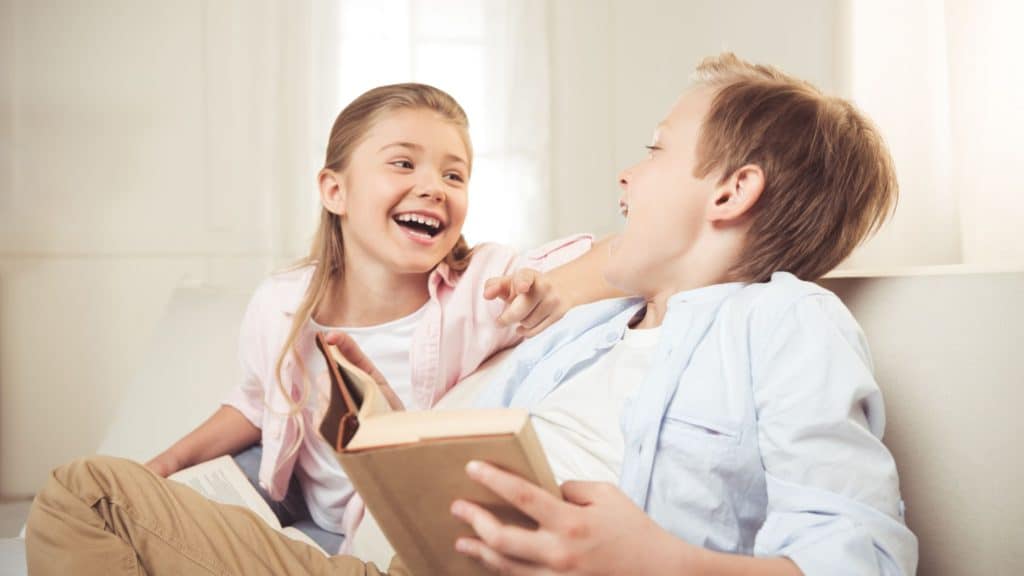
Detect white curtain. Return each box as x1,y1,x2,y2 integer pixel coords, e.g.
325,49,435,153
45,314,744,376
838,0,1024,270
0,0,344,495
335,0,551,250
201,0,340,266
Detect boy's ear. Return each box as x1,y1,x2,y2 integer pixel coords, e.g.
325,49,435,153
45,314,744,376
708,164,764,223
319,168,347,216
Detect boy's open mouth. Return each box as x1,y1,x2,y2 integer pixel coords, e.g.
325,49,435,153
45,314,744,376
393,213,445,238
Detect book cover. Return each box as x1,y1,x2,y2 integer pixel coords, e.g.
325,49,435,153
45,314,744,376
315,334,558,575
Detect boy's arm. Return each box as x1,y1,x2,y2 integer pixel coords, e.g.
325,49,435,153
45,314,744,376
452,461,801,575
485,235,627,337
749,293,917,575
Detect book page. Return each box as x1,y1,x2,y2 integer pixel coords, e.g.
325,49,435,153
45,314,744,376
346,408,530,450
325,343,392,418
168,455,281,530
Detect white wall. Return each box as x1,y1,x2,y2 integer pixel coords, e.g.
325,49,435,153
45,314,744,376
548,0,1024,272
0,0,330,496
548,0,839,241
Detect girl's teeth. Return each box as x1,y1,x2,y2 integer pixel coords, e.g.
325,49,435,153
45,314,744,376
396,214,440,229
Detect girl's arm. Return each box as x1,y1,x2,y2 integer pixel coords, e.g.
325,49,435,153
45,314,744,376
145,405,260,477
485,235,627,338
542,234,625,305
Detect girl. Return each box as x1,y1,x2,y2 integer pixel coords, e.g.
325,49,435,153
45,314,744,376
128,84,618,554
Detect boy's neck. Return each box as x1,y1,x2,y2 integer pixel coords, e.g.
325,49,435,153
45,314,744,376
635,235,744,329
316,260,431,328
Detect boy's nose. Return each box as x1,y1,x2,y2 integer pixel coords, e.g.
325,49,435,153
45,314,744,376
617,168,631,190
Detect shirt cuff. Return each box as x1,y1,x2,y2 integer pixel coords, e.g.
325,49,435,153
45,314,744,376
756,510,914,576
517,233,594,273
222,387,264,429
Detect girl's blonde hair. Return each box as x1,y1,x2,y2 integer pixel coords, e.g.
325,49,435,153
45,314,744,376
274,84,474,461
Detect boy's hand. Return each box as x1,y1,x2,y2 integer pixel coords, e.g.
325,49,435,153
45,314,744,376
321,331,405,411
484,269,574,338
451,461,687,575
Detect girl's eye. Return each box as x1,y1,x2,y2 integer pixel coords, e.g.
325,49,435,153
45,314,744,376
645,145,661,155
391,160,414,169
444,172,465,183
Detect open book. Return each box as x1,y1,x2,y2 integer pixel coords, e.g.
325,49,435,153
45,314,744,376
315,334,559,576
168,455,328,556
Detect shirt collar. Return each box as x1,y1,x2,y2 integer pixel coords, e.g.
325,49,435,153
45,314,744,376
431,261,459,289
666,280,746,309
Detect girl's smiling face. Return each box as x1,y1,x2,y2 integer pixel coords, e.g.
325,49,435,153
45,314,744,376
323,107,470,276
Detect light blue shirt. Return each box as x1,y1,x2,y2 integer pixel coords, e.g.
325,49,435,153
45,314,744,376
477,272,918,575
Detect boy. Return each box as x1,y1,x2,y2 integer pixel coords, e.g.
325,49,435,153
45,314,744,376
451,53,916,575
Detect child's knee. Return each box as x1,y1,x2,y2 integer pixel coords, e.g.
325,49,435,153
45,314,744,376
49,455,145,503
26,457,130,539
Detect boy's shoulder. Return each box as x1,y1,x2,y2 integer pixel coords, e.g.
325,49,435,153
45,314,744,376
725,271,853,334
734,271,832,304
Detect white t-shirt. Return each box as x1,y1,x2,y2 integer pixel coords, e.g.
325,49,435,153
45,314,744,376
349,327,660,565
294,304,427,533
531,326,661,484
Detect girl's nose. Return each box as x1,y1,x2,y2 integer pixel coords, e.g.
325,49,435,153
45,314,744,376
417,176,446,203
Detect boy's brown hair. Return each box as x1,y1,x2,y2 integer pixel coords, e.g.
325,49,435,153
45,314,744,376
692,53,897,282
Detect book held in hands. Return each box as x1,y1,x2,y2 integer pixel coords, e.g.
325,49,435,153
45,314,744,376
315,333,559,576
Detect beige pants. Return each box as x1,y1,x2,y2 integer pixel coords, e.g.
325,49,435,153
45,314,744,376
25,456,410,576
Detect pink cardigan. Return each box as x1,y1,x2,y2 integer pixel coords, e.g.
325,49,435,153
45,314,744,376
222,235,593,538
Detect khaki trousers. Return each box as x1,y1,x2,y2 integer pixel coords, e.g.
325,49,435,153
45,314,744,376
25,455,410,576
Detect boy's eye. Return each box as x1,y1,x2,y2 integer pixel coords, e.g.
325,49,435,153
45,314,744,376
444,172,466,183
391,160,414,169
645,145,661,155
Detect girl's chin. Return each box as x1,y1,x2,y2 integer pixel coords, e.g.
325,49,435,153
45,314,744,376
392,248,457,274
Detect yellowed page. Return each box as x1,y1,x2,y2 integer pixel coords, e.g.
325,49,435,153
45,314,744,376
346,409,530,451
325,344,392,418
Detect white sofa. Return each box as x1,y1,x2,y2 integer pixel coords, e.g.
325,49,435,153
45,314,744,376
4,269,1022,574
819,270,1024,575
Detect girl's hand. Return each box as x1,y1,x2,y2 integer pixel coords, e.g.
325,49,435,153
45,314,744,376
321,331,405,411
451,461,691,575
484,269,574,338
144,451,182,478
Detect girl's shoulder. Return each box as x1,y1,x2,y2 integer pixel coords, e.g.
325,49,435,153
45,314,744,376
438,242,518,289
247,263,316,316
